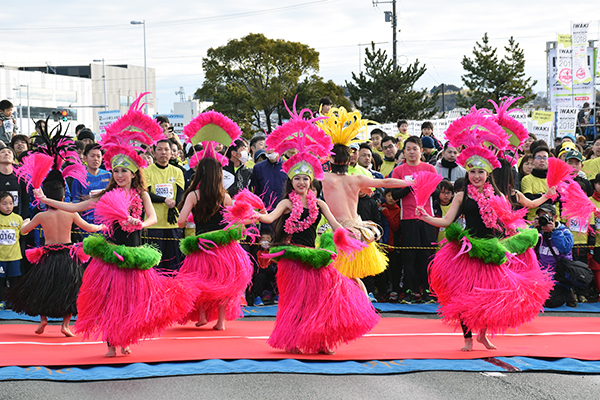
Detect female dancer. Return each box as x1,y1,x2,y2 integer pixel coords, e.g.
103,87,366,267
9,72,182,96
35,94,196,357
177,141,253,331
238,102,379,354
415,110,553,351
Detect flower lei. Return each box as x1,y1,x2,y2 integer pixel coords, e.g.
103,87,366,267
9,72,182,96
284,190,318,234
467,182,499,230
119,189,143,232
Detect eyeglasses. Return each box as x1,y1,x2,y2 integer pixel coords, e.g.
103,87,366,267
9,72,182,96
534,156,548,160
383,144,396,150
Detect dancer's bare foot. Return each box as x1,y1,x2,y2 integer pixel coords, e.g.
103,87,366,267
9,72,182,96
121,346,131,355
35,317,48,335
195,320,208,327
61,326,75,337
105,346,117,357
213,322,225,331
477,331,497,350
286,347,302,354
461,338,473,352
318,347,335,355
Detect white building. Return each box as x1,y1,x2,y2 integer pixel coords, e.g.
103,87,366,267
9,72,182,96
0,63,155,136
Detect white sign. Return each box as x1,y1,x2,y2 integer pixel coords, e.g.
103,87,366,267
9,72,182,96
531,111,554,145
572,22,592,85
154,114,185,143
557,34,573,92
557,107,578,137
98,110,122,135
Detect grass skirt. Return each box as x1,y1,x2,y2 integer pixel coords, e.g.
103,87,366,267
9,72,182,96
269,256,379,353
178,230,253,324
6,244,82,318
75,239,198,347
333,242,388,279
429,225,553,335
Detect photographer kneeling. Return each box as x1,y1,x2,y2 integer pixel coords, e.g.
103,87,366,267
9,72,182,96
534,204,577,308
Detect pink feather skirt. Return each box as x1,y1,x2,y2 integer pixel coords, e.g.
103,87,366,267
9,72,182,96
178,240,253,324
429,242,554,335
74,259,198,347
268,258,380,354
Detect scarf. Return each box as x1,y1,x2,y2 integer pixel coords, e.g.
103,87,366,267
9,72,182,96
593,191,600,203
531,168,547,179
440,157,458,178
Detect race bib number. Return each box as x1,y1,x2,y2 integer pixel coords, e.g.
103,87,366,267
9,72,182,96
8,190,18,206
155,183,174,199
404,174,414,183
222,170,235,190
569,219,587,232
3,119,14,134
0,229,17,246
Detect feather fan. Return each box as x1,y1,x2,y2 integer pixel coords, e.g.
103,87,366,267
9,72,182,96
411,171,443,207
559,181,596,232
93,188,135,235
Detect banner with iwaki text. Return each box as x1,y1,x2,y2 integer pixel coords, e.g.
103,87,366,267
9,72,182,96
557,107,578,137
572,21,592,85
557,34,573,92
531,111,554,145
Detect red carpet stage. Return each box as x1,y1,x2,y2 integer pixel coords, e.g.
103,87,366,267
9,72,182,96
1,316,600,367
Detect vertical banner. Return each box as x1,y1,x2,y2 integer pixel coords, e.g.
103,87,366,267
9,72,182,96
557,107,578,137
531,111,554,145
557,34,573,92
571,21,592,85
98,110,122,135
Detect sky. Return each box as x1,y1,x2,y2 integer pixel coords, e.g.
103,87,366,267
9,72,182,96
1,0,599,114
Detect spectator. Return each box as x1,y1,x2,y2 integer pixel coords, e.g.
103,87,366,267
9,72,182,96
145,139,185,271
588,173,600,301
380,135,398,177
77,129,95,148
370,128,385,158
318,97,332,115
435,142,466,183
0,100,18,147
253,149,267,164
250,148,287,209
223,138,251,197
168,138,185,172
357,143,384,179
395,120,409,150
433,180,454,243
380,188,401,301
578,102,590,136
357,184,384,302
246,135,266,169
421,136,438,165
420,121,442,151
521,145,555,221
156,115,182,147
250,227,278,306
10,135,30,159
391,136,437,303
534,204,576,308
70,144,111,234
75,124,86,137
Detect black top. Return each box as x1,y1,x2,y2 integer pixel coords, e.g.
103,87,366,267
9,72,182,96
463,196,498,239
195,211,224,235
110,223,142,247
286,207,322,248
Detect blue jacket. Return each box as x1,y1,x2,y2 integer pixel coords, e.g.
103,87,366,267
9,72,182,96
250,160,287,209
537,222,574,272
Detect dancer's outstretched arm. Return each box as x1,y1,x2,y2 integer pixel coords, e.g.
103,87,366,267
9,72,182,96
416,192,464,228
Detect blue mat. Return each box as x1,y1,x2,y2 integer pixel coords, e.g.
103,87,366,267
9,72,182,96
2,357,600,381
3,302,600,322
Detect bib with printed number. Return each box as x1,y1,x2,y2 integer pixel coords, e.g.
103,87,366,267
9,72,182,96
0,229,17,246
155,183,174,199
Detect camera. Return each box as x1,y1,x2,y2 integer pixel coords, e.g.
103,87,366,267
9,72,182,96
538,214,553,227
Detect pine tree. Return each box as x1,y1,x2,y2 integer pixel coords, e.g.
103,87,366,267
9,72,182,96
346,43,438,123
457,33,537,110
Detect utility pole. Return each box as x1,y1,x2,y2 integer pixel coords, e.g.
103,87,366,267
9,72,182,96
373,0,398,70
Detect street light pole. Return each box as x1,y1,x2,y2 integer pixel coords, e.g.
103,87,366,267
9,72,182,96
94,59,108,111
130,20,148,115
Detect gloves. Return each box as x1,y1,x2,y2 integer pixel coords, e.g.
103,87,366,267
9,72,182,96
168,207,180,225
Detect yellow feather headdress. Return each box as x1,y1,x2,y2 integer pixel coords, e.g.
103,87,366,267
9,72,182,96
316,107,374,146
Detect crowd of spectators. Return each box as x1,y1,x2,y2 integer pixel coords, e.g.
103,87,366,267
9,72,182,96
2,96,600,311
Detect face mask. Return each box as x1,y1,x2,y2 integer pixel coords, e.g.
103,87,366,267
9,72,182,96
267,152,279,162
260,240,270,249
237,150,249,164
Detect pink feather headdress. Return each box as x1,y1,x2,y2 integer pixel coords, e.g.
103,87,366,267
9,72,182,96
102,93,163,146
444,107,509,173
183,110,242,147
189,141,229,168
481,97,529,166
265,97,332,181
100,93,165,172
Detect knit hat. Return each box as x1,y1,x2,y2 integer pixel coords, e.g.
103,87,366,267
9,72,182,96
421,136,435,149
77,129,95,142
